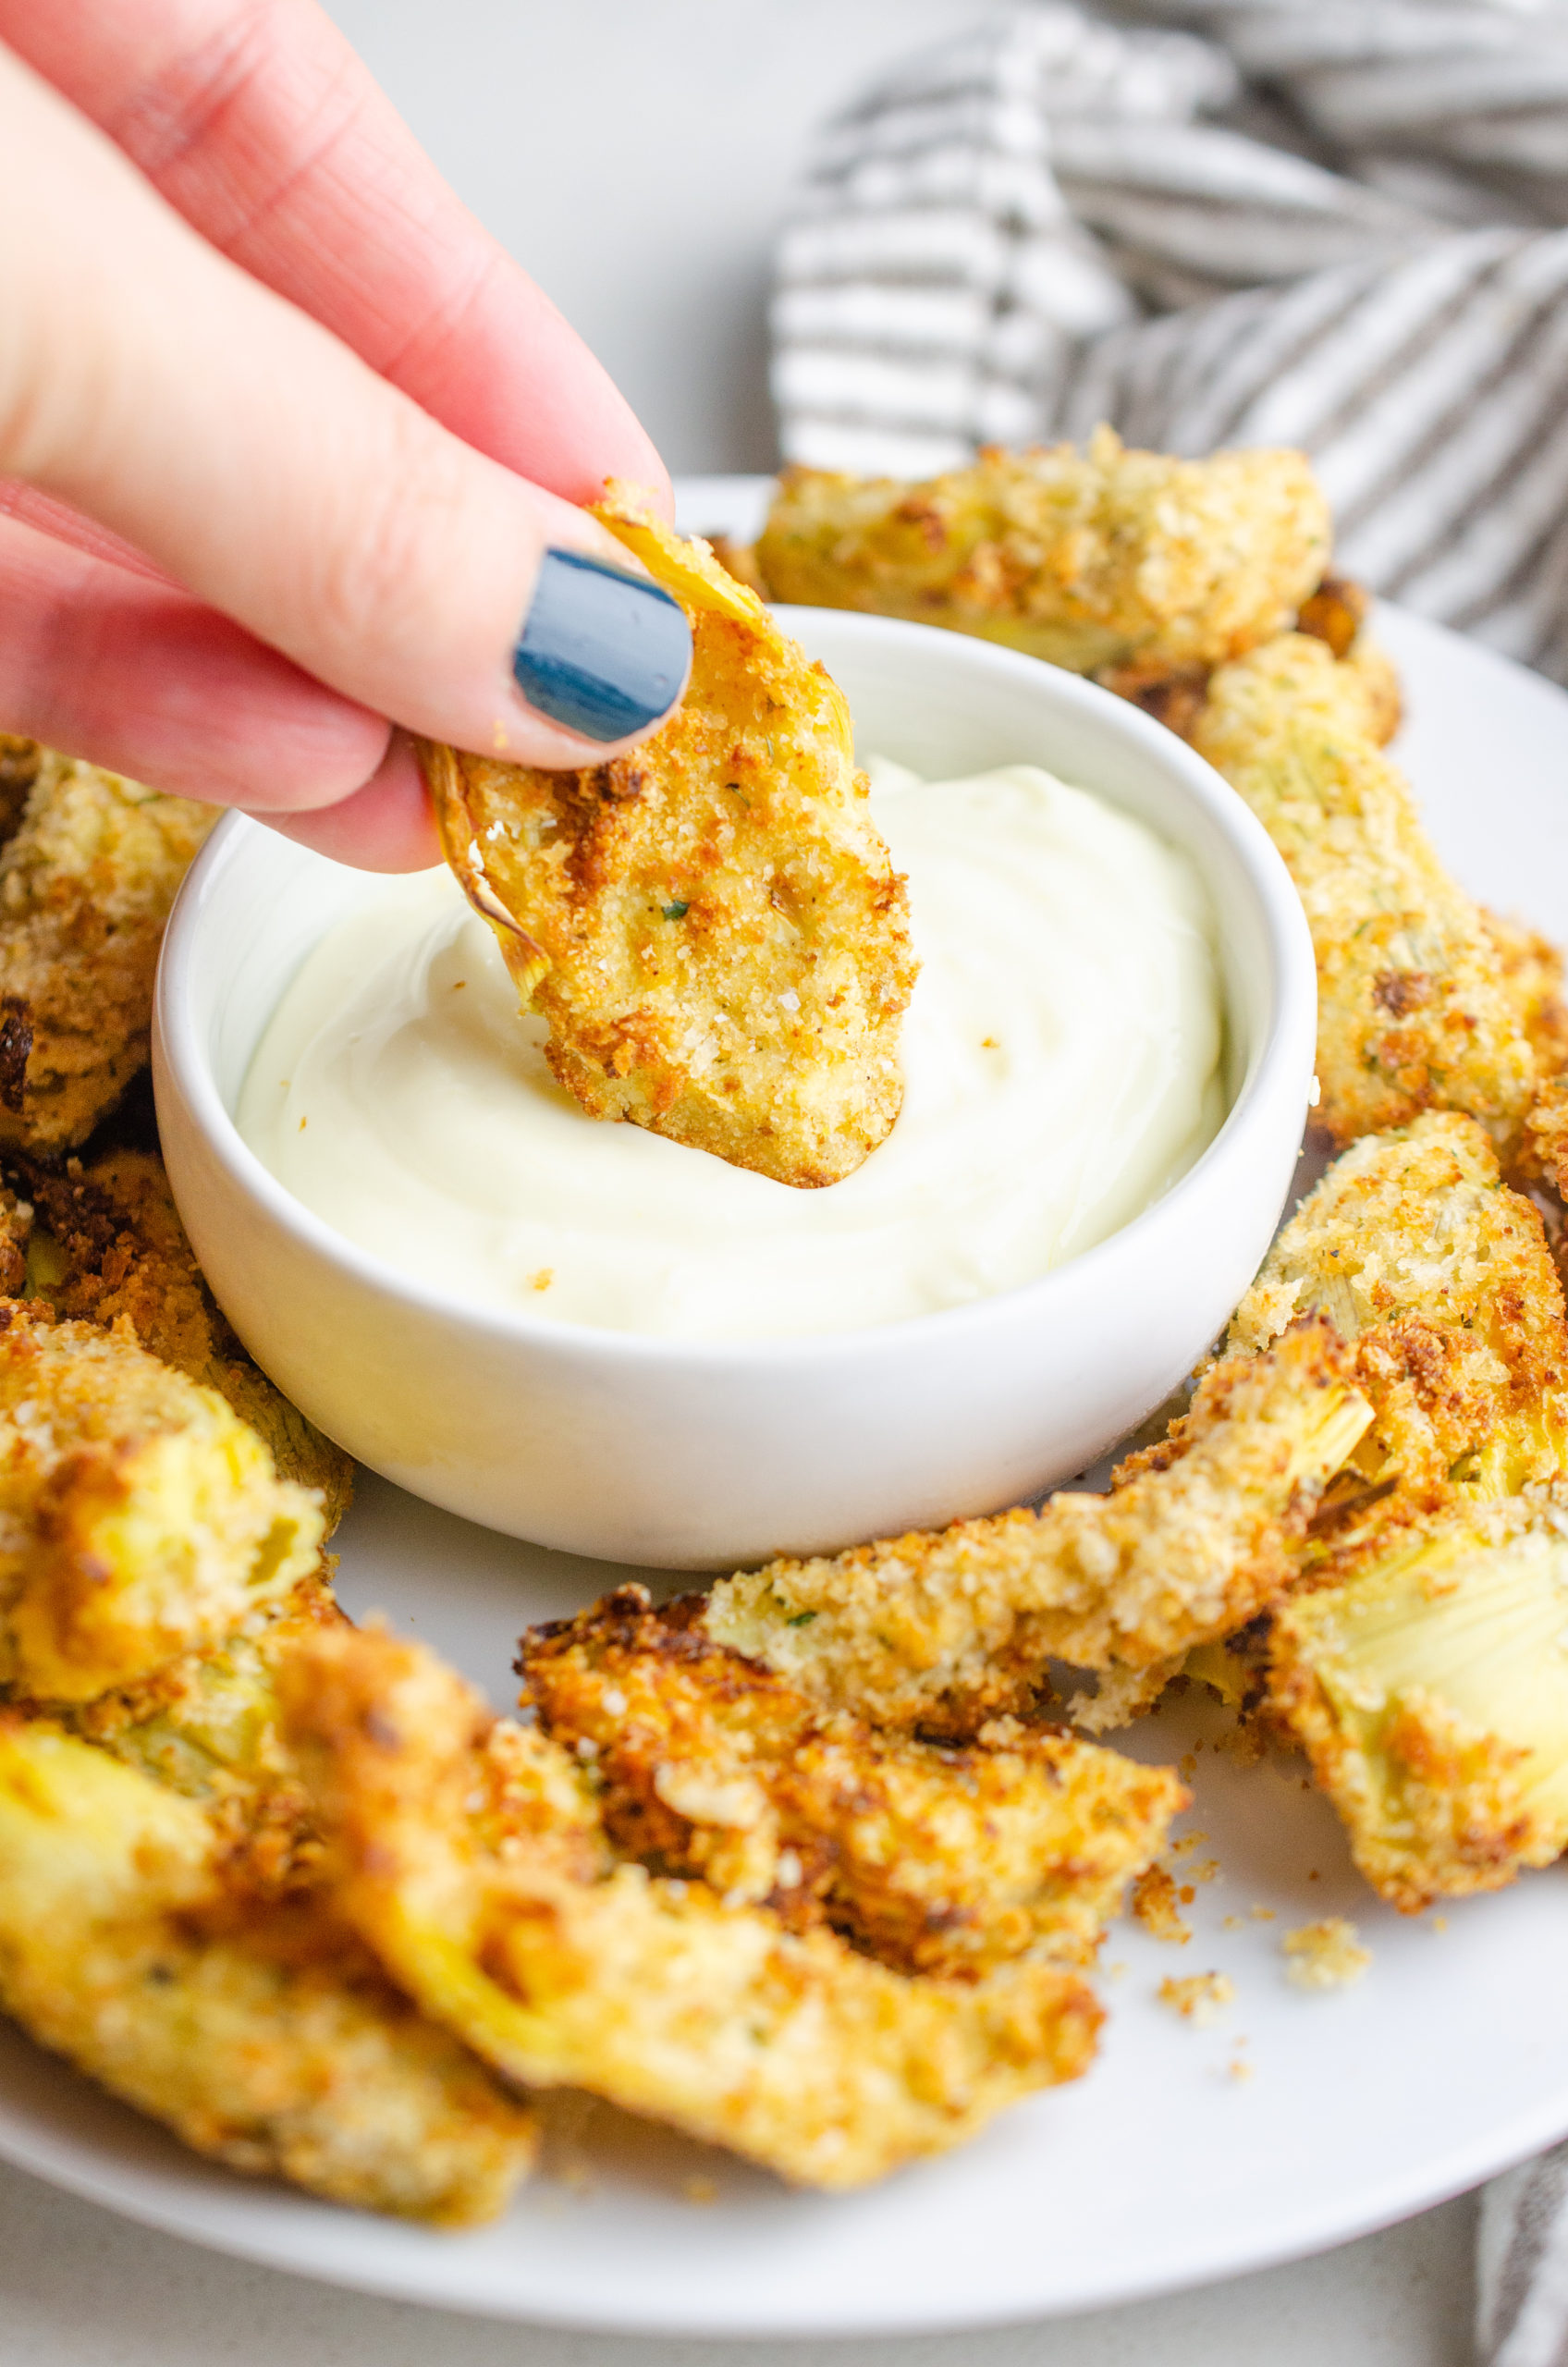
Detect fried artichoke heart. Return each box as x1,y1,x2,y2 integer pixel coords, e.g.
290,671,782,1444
0,1716,534,2221
704,1318,1370,1736
280,1625,1100,2189
421,487,916,1189
1227,1114,1568,1576
0,1306,324,1704
753,430,1329,676
1269,1490,1568,1911
519,1586,1183,1976
1192,634,1536,1154
0,744,216,1149
7,1145,352,1526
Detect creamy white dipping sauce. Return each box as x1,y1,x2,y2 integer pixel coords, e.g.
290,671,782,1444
238,761,1225,1339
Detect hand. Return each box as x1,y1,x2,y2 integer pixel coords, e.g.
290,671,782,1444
0,2,691,867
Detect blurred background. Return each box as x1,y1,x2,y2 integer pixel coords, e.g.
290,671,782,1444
323,0,988,473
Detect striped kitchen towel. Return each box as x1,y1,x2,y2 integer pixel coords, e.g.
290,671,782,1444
770,0,1568,681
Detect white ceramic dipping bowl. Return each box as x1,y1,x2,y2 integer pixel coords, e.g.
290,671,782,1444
154,610,1316,1569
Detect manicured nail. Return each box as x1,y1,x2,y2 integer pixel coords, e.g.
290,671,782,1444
512,548,691,742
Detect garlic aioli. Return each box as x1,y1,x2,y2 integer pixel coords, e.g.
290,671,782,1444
239,762,1224,1339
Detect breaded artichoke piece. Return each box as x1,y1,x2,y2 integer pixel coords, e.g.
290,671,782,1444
0,1716,533,2221
67,1570,346,1900
1099,598,1400,753
281,1627,1100,2189
1268,1489,1568,1911
421,486,917,1189
1489,914,1568,1083
0,748,216,1150
0,1306,324,1704
704,1319,1371,1737
10,1146,352,1527
518,1586,1183,1977
753,430,1330,676
1291,580,1401,741
1227,1114,1568,1572
1192,634,1536,1154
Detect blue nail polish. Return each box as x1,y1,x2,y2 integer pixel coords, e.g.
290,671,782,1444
512,549,691,742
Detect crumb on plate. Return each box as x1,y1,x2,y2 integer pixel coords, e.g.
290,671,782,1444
1158,1971,1235,2027
1132,1866,1191,1944
1282,1918,1370,1991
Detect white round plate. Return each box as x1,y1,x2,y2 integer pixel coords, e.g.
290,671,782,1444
3,481,1568,2337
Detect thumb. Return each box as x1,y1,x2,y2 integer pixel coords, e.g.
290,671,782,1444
0,46,691,797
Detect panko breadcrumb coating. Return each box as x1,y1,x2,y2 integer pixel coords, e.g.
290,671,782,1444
518,1586,1184,1977
1486,911,1568,1083
0,1305,324,1705
0,746,215,1150
1227,1115,1568,1576
1270,1490,1568,1913
1192,634,1536,1154
0,1716,534,2222
753,431,1329,677
6,1145,352,1527
421,484,916,1189
65,1570,346,1903
704,1319,1370,1736
281,1625,1101,2189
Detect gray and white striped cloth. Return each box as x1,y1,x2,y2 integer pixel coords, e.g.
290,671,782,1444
770,0,1568,681
773,8,1568,2355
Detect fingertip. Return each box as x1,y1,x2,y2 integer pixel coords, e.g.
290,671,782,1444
507,545,692,754
253,733,441,872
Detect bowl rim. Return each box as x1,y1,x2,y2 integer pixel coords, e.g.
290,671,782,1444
154,609,1317,1373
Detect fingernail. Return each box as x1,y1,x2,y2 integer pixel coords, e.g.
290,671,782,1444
512,549,691,742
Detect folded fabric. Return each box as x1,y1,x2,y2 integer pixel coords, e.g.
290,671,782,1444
1479,2141,1568,2367
771,0,1568,680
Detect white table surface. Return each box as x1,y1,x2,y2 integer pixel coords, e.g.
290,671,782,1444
0,3,1489,2356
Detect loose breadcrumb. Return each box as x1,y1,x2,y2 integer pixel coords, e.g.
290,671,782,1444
1158,1972,1235,2026
1131,1866,1191,1944
1282,1919,1371,1990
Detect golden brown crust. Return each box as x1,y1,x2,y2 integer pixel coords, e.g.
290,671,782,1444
519,1587,1183,1977
1228,1115,1568,1576
421,488,917,1189
7,1145,353,1527
1295,575,1368,661
0,1303,325,1704
1485,912,1568,1085
0,750,216,1151
704,1318,1370,1735
754,431,1330,676
1268,1490,1568,1910
1193,635,1535,1154
0,1714,533,2222
281,1625,1101,2189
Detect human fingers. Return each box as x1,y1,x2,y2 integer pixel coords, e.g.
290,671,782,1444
0,48,692,771
3,0,670,514
254,734,441,873
0,510,393,808
0,474,176,584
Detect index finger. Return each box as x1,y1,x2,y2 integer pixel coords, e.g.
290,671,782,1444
1,0,670,514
